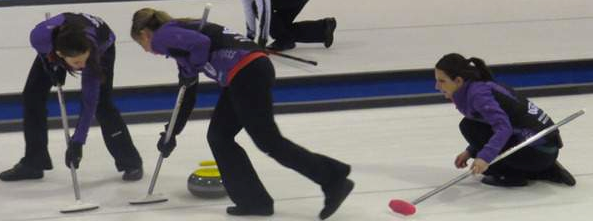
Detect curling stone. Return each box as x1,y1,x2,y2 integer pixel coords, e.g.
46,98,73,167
187,161,227,198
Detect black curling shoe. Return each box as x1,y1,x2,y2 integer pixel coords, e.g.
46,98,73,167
481,175,528,187
226,205,274,216
122,167,143,181
0,163,44,181
324,17,337,48
319,178,355,220
546,161,576,186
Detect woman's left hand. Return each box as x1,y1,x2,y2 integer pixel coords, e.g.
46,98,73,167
470,158,490,174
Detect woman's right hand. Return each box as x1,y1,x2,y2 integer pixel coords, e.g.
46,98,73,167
454,150,471,169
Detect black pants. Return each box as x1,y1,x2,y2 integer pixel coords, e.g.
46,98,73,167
207,57,350,208
459,118,558,178
270,0,329,43
20,46,142,171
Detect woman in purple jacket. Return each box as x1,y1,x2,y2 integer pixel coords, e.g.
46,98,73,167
0,13,143,182
130,8,353,220
435,53,575,187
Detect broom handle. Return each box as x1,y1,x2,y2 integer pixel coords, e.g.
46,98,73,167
412,109,585,205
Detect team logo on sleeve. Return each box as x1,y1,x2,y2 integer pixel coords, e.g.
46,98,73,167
222,27,239,35
202,63,217,78
218,49,237,59
527,102,539,115
528,101,549,124
223,27,252,42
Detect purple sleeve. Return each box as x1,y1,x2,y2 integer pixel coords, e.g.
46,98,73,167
71,71,101,144
30,14,65,54
151,24,211,78
470,86,513,163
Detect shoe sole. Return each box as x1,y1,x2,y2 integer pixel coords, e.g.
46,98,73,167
481,176,528,187
122,170,144,181
0,170,43,181
0,175,43,181
226,206,274,216
555,162,576,186
324,18,337,48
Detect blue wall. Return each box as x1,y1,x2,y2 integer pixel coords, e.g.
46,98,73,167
1,60,593,121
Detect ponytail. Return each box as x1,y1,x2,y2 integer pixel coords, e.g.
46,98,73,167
467,57,493,81
435,53,494,82
130,8,173,40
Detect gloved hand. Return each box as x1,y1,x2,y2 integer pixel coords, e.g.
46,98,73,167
65,140,83,169
48,66,67,86
43,53,67,86
179,74,199,87
157,132,177,158
176,57,200,87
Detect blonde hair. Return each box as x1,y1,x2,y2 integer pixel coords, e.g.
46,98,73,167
130,8,173,40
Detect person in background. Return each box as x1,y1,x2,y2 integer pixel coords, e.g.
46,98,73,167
241,0,336,51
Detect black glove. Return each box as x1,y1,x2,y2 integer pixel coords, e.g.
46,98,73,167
157,132,177,158
176,56,199,87
257,37,268,48
179,75,199,87
48,65,67,86
41,53,67,86
65,140,83,169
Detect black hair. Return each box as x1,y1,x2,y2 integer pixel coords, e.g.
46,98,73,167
53,22,103,81
435,53,494,82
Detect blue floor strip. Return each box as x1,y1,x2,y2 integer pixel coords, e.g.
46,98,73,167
1,59,593,121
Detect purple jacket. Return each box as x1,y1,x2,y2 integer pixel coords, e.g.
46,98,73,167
30,13,115,144
453,81,559,163
452,81,514,163
150,20,262,86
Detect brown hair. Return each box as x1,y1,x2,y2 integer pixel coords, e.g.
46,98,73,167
131,8,197,40
130,8,173,40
